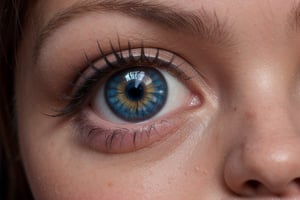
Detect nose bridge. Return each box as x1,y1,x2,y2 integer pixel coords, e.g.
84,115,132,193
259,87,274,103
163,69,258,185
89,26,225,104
237,74,299,170
240,95,293,139
232,62,295,136
223,64,300,196
236,66,300,174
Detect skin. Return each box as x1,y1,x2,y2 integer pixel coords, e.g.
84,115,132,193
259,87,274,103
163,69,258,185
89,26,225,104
15,0,300,199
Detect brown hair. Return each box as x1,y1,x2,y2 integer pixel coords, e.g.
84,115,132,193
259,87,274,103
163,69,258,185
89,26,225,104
0,0,33,199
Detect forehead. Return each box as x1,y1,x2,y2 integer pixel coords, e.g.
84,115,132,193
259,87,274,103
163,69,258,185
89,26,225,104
31,0,300,51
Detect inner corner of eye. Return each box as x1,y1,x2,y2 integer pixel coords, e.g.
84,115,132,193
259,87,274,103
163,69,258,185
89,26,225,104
189,95,202,107
164,74,203,111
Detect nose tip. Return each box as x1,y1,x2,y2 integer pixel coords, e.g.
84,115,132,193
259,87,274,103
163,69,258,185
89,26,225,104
224,139,300,197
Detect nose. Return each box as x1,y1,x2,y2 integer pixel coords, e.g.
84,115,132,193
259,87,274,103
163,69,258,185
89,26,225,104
224,105,300,197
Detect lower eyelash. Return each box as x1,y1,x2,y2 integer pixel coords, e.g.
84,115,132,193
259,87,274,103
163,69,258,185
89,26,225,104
73,112,170,153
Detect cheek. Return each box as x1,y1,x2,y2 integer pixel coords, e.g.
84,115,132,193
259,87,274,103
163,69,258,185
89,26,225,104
17,118,145,200
17,109,219,200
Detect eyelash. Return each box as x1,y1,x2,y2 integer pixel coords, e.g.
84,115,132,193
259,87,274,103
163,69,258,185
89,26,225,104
55,41,190,117
53,40,200,153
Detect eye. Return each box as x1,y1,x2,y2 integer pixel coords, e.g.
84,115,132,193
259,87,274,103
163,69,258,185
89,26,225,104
60,44,202,153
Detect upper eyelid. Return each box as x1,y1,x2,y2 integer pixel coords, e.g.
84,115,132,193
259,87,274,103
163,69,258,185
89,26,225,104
53,46,189,117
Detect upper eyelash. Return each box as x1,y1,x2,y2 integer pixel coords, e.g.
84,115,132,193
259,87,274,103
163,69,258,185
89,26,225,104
52,41,179,117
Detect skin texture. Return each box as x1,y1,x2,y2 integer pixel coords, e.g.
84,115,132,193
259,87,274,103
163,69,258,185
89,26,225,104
15,0,300,199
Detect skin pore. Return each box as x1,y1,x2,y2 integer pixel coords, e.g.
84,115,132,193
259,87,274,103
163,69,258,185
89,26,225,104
15,0,300,199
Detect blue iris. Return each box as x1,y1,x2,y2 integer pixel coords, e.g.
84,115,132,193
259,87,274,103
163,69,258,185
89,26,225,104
105,67,168,122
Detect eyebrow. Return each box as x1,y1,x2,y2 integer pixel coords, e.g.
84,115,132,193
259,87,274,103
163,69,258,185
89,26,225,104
34,0,232,60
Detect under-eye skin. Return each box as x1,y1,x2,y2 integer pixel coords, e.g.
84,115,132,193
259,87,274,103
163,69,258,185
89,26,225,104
57,41,203,153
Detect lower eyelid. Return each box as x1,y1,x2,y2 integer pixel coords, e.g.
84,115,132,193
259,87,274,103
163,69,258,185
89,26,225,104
72,107,190,154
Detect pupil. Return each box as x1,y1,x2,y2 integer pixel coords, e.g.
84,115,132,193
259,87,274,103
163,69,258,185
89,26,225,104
126,81,144,101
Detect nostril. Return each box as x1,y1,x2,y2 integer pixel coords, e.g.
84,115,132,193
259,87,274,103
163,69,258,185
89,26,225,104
243,178,300,196
294,178,300,188
294,178,300,184
245,179,260,190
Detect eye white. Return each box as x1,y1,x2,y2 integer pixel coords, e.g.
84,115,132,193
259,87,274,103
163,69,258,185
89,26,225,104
92,67,190,124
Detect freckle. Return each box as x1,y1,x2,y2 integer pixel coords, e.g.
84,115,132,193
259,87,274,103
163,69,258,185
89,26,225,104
245,111,256,120
107,182,114,188
184,171,188,177
233,107,237,111
168,177,175,184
